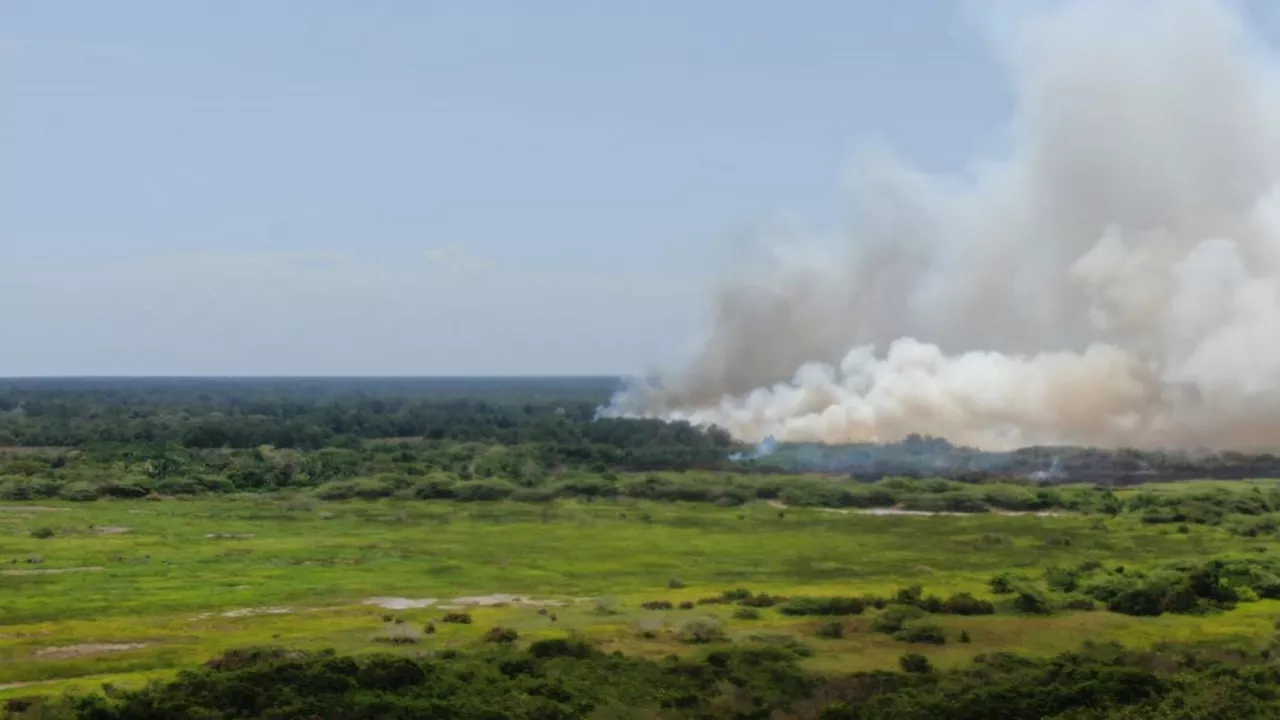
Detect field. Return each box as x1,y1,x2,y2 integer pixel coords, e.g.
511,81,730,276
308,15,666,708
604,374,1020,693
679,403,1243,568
6,491,1280,701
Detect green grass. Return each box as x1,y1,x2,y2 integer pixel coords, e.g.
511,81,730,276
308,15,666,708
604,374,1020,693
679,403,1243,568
1,496,1277,699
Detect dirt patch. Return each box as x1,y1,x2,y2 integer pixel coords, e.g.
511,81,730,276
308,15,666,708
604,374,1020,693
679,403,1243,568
0,505,66,512
853,508,1068,518
206,533,255,539
363,597,438,610
207,607,293,619
0,680,52,691
449,594,568,608
34,643,146,660
92,526,131,535
2,566,103,576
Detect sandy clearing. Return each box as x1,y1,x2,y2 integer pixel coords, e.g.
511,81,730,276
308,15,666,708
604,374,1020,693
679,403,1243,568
450,594,568,608
0,506,66,512
2,566,103,576
205,533,255,539
34,643,146,660
365,594,570,611
0,680,54,691
768,500,1065,518
218,607,293,619
853,508,1067,517
364,597,438,610
92,526,131,535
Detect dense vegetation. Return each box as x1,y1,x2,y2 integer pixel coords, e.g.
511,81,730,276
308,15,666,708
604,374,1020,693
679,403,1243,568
16,640,1280,719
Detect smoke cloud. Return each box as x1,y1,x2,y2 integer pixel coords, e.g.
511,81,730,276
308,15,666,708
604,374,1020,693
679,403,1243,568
604,0,1280,451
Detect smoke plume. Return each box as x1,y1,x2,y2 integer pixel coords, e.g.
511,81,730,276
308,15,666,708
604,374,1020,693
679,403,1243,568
605,0,1280,451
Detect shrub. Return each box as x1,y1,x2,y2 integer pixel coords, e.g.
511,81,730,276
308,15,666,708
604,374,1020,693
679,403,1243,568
57,481,101,502
374,625,421,645
453,479,516,502
894,585,924,606
527,637,596,659
29,527,56,539
634,619,663,639
899,652,933,674
815,621,844,639
1012,587,1054,615
862,595,889,610
667,577,686,589
739,593,786,608
1063,597,1097,611
780,596,865,616
483,627,518,644
410,475,457,500
733,607,761,621
315,480,359,500
989,572,1027,594
678,601,694,610
1041,564,1079,591
641,600,673,610
677,618,727,644
441,612,472,624
871,605,927,635
895,622,947,645
745,634,814,657
942,592,995,615
593,597,621,615
959,630,972,643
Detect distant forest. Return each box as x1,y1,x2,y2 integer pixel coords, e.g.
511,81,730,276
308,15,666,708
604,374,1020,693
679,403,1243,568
2,377,1280,485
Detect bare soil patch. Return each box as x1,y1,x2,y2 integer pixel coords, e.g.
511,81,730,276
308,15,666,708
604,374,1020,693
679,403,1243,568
450,594,568,608
193,607,294,620
2,566,103,576
364,597,438,610
34,643,146,660
0,506,66,512
92,526,131,535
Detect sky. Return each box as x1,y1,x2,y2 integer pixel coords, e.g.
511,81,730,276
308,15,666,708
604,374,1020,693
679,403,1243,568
4,1,1261,377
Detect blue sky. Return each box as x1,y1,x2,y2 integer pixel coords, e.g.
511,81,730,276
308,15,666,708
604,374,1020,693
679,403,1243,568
0,1,1122,375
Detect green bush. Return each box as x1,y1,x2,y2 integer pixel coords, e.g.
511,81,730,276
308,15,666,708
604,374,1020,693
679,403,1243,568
815,621,844,639
483,627,518,643
677,618,727,644
58,481,102,501
871,605,927,635
989,571,1028,594
453,479,517,502
1012,587,1054,615
899,652,933,674
733,607,761,621
941,592,995,615
779,596,865,616
895,621,946,645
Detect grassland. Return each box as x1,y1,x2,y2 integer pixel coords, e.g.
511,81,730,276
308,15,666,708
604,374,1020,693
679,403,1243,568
4,490,1280,701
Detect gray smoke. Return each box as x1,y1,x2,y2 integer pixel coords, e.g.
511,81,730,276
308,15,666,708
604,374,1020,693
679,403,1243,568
605,0,1280,451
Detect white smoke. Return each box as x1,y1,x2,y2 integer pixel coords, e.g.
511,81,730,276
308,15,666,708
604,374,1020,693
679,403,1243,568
605,0,1280,451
